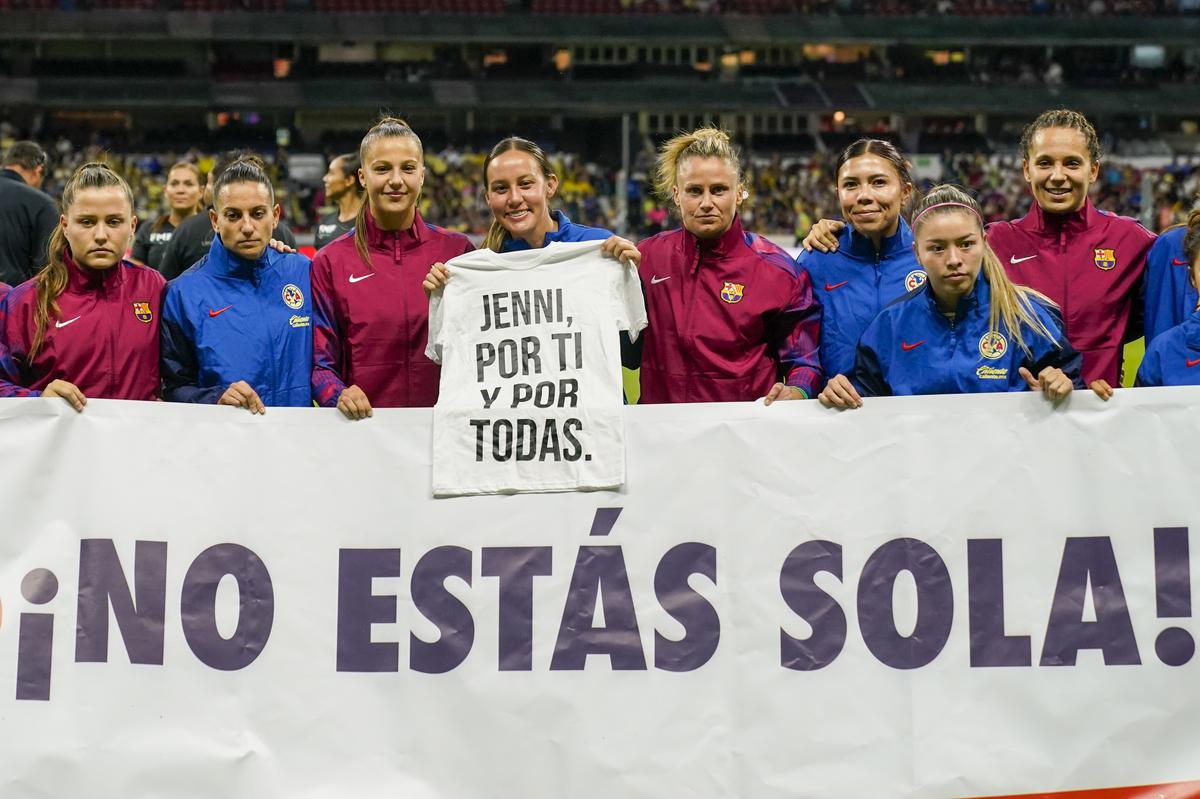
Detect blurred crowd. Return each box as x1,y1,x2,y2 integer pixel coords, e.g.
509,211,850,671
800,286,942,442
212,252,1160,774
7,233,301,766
18,133,1200,242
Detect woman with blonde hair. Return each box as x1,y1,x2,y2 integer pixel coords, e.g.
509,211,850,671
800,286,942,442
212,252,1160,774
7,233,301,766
310,117,474,419
818,184,1081,408
629,126,821,404
0,162,165,410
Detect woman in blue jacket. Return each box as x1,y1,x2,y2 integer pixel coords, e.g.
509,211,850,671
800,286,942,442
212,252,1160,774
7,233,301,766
818,184,1082,408
1136,208,1200,387
160,156,313,412
796,138,924,381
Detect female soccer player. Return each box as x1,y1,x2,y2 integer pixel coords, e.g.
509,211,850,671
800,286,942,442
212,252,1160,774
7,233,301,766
310,117,474,419
130,161,203,272
477,137,637,256
1135,208,1200,387
818,185,1081,408
797,138,923,381
988,108,1155,394
805,110,1153,393
314,152,363,252
0,162,165,410
632,126,821,404
160,155,314,411
422,136,639,283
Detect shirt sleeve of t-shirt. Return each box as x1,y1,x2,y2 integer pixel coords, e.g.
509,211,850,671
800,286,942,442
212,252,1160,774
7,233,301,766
131,223,152,264
426,290,446,365
614,257,648,342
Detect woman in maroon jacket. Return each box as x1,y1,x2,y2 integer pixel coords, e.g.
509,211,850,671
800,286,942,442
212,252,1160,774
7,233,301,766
310,118,474,419
632,127,822,404
0,162,165,411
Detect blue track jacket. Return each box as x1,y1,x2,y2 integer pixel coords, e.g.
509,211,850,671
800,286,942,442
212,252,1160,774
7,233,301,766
1143,226,1196,346
853,275,1083,397
500,210,610,252
161,236,314,406
1136,309,1200,386
797,219,924,381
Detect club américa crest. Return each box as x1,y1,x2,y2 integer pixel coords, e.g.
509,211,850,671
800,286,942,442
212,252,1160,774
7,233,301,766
282,284,305,310
905,270,927,291
978,330,1008,360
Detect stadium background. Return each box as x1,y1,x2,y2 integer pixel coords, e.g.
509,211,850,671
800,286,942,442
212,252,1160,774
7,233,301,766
5,0,1200,389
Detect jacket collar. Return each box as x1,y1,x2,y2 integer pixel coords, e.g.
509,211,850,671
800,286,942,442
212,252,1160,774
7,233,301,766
843,218,913,262
921,268,990,321
1184,309,1200,350
1,168,26,184
364,207,427,250
502,210,573,252
65,250,125,292
1023,197,1099,236
206,233,272,281
681,216,746,271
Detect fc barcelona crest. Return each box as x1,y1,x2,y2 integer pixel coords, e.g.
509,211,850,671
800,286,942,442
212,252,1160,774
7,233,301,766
132,301,153,323
282,283,305,309
720,282,745,304
1094,248,1116,271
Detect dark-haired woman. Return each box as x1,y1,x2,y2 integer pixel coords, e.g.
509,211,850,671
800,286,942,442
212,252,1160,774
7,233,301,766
160,156,314,412
986,109,1154,394
0,163,164,411
314,152,363,252
797,138,924,381
422,136,639,286
130,161,203,272
818,185,1081,408
310,117,474,419
477,137,636,255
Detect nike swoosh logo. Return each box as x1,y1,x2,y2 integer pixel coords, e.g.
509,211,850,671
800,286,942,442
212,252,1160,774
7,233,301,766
1188,358,1200,368
650,275,671,285
349,273,375,283
55,316,81,329
1010,255,1038,264
1172,259,1189,266
208,306,233,318
825,280,849,291
901,340,926,351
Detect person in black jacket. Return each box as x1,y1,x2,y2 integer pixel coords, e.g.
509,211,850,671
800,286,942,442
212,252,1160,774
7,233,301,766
314,152,362,252
157,151,296,280
0,141,57,286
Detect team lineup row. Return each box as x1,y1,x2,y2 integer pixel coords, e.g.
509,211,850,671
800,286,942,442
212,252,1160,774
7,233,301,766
1,108,1197,416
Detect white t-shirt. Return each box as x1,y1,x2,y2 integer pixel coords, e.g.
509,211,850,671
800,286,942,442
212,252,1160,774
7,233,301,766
427,240,647,496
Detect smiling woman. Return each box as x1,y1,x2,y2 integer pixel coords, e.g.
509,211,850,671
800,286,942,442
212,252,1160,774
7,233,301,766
986,108,1156,392
797,138,923,381
0,162,165,409
309,117,475,419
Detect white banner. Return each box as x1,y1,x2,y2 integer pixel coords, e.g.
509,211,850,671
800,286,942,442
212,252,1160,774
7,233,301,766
1,392,1198,799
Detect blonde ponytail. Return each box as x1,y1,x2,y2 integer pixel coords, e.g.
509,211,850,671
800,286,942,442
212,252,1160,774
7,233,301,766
653,126,741,203
913,184,1061,357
